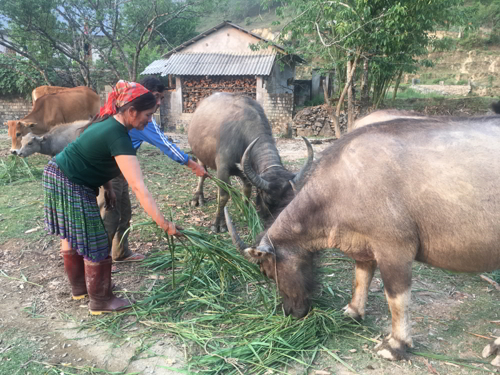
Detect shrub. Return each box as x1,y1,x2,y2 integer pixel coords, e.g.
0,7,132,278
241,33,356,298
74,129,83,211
304,95,324,107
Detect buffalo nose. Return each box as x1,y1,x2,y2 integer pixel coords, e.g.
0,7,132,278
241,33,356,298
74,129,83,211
11,150,17,155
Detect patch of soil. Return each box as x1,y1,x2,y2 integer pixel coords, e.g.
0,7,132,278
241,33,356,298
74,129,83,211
0,238,184,374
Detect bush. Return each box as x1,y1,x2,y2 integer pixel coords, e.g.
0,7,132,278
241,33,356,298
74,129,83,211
304,95,324,107
431,37,457,52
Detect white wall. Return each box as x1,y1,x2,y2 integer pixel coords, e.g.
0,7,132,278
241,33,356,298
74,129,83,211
182,26,275,54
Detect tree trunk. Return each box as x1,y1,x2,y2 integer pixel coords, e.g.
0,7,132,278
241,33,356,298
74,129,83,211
335,51,361,137
323,72,330,106
360,57,370,103
392,69,404,100
347,59,354,132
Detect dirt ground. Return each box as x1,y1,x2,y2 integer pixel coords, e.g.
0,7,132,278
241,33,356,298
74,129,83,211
0,131,499,375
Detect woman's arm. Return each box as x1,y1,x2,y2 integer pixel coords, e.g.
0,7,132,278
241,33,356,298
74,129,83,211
114,154,180,236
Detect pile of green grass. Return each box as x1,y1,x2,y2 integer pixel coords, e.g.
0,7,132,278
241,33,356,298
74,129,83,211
0,155,40,185
84,179,362,374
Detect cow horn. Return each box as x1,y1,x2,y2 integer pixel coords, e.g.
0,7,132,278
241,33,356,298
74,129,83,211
291,137,314,186
224,207,248,254
242,137,271,191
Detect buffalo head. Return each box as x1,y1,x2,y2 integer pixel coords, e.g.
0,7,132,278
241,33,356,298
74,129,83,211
225,207,315,318
242,136,314,222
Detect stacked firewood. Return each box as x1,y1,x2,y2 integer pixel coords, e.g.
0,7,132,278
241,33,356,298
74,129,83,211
182,76,256,113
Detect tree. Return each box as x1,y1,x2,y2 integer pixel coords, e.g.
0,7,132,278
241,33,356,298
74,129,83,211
0,0,213,90
273,0,469,136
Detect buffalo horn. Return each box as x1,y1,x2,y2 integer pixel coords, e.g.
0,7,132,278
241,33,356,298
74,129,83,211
242,137,271,191
224,207,248,254
291,136,314,186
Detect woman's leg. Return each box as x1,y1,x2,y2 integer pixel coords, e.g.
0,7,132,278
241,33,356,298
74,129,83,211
60,239,87,300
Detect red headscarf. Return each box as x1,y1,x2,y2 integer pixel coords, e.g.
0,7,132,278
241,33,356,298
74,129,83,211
99,80,150,117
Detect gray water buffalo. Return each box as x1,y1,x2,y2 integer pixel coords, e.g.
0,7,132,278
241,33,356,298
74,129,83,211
353,102,500,131
188,93,313,232
226,116,500,365
352,109,428,131
17,120,88,157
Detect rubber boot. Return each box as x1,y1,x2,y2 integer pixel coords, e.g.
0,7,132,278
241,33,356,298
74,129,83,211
61,249,87,300
84,257,132,315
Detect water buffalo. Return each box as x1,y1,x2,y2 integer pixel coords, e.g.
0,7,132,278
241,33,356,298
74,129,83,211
353,103,500,131
188,93,313,232
17,120,87,157
226,116,500,365
352,109,428,131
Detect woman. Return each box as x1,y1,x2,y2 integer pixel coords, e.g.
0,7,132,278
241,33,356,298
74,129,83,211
43,81,182,314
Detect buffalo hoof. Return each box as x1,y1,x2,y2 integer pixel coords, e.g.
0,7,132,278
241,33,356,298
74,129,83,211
374,335,412,361
482,337,500,367
190,194,205,207
342,304,363,321
210,224,227,233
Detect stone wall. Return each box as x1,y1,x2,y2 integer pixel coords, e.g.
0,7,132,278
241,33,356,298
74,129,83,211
0,97,32,125
293,104,347,138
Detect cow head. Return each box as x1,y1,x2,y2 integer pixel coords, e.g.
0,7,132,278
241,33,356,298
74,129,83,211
6,120,36,153
225,207,315,318
242,137,314,223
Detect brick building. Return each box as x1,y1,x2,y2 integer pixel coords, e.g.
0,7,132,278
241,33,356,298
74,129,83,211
141,21,303,134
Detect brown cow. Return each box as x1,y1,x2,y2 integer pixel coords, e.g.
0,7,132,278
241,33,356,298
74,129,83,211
7,86,99,153
31,85,72,107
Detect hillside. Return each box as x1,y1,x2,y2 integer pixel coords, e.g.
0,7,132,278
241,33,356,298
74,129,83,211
197,9,500,98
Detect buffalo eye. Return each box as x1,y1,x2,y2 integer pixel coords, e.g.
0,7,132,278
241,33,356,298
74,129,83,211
16,132,21,137
28,141,32,145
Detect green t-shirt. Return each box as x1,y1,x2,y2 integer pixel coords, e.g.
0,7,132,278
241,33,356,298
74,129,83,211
56,117,136,190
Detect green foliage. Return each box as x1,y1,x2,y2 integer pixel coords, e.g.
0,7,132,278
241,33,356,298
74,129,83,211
0,54,45,98
431,37,458,52
304,95,325,107
271,0,469,107
0,0,209,86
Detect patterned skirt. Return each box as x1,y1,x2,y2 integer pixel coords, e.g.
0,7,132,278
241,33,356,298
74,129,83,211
43,159,109,262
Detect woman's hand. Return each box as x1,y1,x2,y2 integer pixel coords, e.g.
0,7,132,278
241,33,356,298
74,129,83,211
162,221,184,237
187,159,208,178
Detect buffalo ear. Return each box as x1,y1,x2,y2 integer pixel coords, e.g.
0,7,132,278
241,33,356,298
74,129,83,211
244,245,274,262
35,135,45,142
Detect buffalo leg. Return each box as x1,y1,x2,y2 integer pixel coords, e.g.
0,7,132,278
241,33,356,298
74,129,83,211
212,167,231,233
483,337,500,367
375,260,413,361
190,162,207,207
344,260,377,320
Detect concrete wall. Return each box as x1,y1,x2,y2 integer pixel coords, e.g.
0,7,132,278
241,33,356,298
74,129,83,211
162,77,191,131
182,26,274,54
256,61,295,134
0,97,32,125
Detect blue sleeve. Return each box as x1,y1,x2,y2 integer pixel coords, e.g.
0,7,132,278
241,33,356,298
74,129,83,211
129,119,190,165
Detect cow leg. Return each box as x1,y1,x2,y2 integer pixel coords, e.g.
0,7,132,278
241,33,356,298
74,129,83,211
344,260,377,320
374,260,413,361
212,167,231,233
190,162,207,207
483,337,500,367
